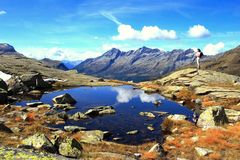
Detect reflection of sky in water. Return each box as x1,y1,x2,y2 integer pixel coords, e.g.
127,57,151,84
112,87,165,103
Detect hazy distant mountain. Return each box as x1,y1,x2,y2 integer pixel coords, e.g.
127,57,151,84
201,45,240,76
75,46,210,82
0,43,24,57
61,60,83,69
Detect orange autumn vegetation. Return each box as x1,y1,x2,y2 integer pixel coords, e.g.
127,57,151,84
26,112,36,121
141,151,158,160
175,88,196,100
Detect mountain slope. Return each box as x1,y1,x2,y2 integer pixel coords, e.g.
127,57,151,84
201,45,240,76
75,47,210,82
0,43,24,57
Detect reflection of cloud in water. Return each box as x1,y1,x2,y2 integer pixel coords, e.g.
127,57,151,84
112,87,165,103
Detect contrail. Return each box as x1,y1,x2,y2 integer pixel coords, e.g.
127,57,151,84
100,11,122,25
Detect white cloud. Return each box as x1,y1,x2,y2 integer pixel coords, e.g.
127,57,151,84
18,47,101,61
113,24,177,41
188,24,210,38
203,42,225,55
0,10,6,15
112,87,164,103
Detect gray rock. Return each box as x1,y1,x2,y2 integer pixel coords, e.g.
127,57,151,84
148,143,165,157
52,93,76,105
56,137,82,158
126,130,138,135
85,106,116,116
26,102,44,107
167,114,187,121
64,126,86,132
22,133,56,153
225,109,240,123
79,130,104,144
20,73,51,89
195,147,213,157
197,106,228,127
53,104,75,111
70,112,89,120
139,112,155,118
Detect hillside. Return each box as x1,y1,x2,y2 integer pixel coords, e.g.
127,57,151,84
200,45,240,76
75,47,211,82
0,43,24,57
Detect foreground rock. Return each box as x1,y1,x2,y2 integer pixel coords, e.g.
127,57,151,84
56,137,83,158
79,130,104,144
225,109,240,122
8,73,51,94
22,133,56,153
64,126,86,132
195,147,213,157
85,106,116,116
52,93,76,105
167,114,187,121
197,106,228,128
0,78,8,90
0,78,8,104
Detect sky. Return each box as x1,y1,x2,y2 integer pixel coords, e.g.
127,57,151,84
0,0,240,61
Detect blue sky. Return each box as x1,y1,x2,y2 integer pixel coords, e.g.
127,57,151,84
0,0,240,60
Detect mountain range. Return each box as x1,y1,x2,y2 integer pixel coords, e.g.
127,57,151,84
75,47,211,82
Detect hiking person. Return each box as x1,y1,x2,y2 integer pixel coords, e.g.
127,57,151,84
193,48,204,69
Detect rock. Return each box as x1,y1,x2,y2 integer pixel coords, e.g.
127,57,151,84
197,106,228,127
22,133,56,153
20,73,51,89
139,112,155,118
70,112,89,120
0,121,13,133
26,102,44,107
0,78,8,91
2,104,12,111
64,126,86,132
52,93,76,105
85,106,115,116
126,130,138,135
165,136,175,142
153,111,168,115
28,90,42,95
56,137,82,158
97,78,105,82
195,98,202,105
79,130,104,144
37,104,51,110
147,126,155,131
191,136,199,143
225,109,240,123
178,101,185,105
57,111,69,120
153,100,161,106
148,143,165,157
167,114,187,121
53,104,75,111
7,76,25,94
113,137,122,141
0,89,8,104
195,147,213,157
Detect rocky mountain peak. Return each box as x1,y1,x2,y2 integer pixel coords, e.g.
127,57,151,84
0,43,16,53
102,48,122,57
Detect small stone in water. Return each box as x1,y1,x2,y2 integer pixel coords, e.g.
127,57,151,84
127,130,138,135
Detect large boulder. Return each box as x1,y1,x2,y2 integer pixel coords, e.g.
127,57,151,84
52,94,76,105
197,106,228,128
20,73,51,89
22,133,56,153
56,137,82,158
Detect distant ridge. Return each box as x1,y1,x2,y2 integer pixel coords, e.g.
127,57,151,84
75,46,211,82
0,43,24,57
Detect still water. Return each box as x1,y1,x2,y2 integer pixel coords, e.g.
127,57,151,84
17,85,193,144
